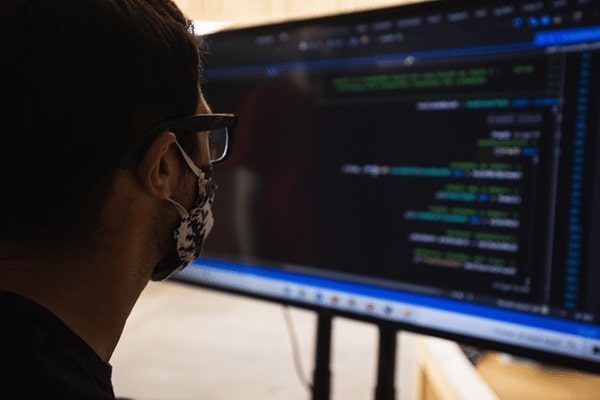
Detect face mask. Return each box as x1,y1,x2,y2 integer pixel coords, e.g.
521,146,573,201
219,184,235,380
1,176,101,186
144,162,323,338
151,142,216,281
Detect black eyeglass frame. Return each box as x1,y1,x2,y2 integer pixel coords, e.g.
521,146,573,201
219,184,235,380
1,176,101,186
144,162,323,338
117,113,237,168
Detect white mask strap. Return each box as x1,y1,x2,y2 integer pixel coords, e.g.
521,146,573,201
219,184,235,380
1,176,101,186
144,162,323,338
167,198,189,219
175,141,204,177
168,141,208,218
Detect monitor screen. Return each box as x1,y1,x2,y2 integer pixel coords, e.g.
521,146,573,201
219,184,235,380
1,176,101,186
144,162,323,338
175,0,600,373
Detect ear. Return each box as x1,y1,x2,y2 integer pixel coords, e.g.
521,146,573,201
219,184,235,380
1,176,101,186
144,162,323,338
137,131,181,199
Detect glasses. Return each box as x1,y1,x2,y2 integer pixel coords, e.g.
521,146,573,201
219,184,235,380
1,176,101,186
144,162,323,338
117,113,237,168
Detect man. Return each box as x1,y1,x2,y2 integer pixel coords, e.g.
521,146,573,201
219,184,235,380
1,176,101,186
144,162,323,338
0,0,236,398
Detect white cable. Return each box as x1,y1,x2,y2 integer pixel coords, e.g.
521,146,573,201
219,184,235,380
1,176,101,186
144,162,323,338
281,305,313,391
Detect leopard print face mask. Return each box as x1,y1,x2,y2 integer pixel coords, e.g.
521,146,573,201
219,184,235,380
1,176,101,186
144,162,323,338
151,142,216,281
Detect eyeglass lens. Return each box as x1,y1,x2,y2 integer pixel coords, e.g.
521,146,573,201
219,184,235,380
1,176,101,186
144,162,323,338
207,128,229,163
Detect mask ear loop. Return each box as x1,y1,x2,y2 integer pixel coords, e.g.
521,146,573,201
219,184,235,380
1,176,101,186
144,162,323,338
175,141,204,177
166,141,206,219
167,198,189,219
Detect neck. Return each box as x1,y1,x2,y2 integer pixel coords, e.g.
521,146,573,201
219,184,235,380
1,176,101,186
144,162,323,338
0,169,173,362
0,237,151,362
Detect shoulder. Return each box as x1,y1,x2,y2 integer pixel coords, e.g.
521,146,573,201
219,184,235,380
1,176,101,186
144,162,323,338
0,290,116,399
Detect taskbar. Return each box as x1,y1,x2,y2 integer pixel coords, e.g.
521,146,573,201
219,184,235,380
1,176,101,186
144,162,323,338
175,259,600,365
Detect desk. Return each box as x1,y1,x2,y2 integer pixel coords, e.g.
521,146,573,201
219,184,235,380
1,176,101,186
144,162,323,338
476,353,600,400
112,281,600,400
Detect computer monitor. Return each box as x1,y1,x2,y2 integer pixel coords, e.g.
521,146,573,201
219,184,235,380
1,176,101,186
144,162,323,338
175,0,600,374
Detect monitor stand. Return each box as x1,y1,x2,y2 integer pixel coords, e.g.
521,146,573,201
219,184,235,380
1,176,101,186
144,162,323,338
311,310,398,400
311,311,333,400
374,322,398,400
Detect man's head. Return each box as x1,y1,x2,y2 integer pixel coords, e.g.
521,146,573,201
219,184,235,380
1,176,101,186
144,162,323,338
0,0,201,244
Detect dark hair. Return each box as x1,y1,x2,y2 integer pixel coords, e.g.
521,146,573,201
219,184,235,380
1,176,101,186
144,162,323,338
0,0,201,241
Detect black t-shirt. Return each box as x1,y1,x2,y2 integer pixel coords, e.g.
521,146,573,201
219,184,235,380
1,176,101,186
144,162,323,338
0,290,115,399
